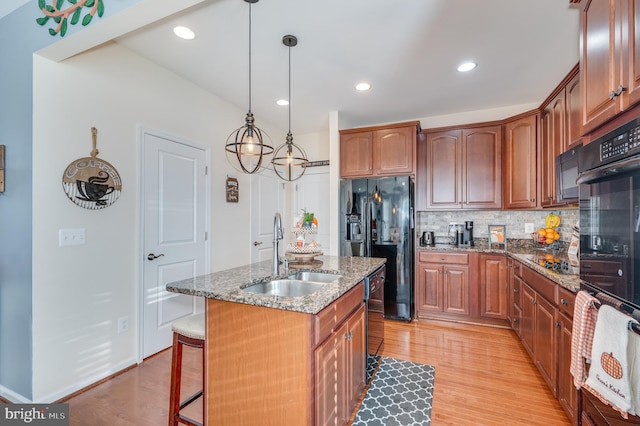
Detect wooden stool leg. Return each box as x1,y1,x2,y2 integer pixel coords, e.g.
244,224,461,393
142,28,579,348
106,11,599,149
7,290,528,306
168,333,182,426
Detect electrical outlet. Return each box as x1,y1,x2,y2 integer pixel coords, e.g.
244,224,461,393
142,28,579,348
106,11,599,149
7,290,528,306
59,228,86,246
524,223,534,233
117,316,129,334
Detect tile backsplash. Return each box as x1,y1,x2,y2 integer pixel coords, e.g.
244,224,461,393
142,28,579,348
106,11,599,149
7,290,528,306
416,209,578,243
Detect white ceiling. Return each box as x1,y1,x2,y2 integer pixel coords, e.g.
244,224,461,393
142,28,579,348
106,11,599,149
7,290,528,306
0,0,30,20
118,0,580,134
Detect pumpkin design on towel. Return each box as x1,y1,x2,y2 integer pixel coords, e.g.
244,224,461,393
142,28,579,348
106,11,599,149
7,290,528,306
601,352,623,379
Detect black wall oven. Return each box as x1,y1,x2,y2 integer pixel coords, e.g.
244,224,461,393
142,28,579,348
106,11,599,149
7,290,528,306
577,117,640,310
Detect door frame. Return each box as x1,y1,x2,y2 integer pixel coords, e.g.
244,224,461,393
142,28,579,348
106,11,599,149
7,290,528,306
136,125,211,363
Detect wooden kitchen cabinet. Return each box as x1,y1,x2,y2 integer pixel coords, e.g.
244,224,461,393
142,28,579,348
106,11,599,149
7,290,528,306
423,125,502,210
503,113,538,209
315,303,366,426
539,66,581,208
339,121,419,178
479,254,508,320
556,287,579,425
340,131,373,177
415,251,471,319
581,0,640,134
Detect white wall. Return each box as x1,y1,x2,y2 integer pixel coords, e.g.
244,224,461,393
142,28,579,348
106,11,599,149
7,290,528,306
31,42,284,401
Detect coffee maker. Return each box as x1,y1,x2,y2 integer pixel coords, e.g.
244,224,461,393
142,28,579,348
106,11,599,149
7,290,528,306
460,221,474,246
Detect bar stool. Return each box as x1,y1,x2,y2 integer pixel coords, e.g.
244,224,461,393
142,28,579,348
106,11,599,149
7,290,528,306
168,313,205,426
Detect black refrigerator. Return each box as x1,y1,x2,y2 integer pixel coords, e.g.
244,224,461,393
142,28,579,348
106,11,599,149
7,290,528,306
339,176,414,321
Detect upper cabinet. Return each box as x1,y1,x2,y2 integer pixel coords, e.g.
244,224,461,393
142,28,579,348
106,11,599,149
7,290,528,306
503,113,538,209
539,66,581,207
419,125,502,210
339,121,419,178
581,0,640,134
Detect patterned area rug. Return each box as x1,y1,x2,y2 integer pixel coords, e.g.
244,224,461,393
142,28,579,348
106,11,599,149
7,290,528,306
353,357,435,426
366,354,381,384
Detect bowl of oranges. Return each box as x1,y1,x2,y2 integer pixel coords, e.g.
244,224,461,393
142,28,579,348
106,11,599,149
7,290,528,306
532,227,561,250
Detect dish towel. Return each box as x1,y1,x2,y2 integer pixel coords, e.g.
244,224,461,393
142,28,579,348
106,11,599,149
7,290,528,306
583,305,638,419
629,328,640,416
570,290,599,388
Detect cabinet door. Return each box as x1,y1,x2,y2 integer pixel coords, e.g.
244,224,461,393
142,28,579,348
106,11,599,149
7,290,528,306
315,324,346,426
479,254,507,320
535,295,557,394
425,130,462,209
373,126,415,175
541,92,565,206
520,283,536,358
581,0,620,133
557,312,579,425
512,275,524,337
340,131,373,178
416,263,444,315
504,115,538,209
462,126,502,209
443,265,469,316
415,132,428,210
346,305,366,418
623,0,640,109
566,73,583,147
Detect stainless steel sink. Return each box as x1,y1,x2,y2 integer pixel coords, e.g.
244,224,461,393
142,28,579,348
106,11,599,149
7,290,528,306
243,279,325,297
287,271,342,283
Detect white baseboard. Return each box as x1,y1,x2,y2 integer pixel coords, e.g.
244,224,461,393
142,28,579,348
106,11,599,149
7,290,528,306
0,357,138,404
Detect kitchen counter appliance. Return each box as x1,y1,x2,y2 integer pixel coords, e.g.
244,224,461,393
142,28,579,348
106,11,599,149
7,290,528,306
340,176,414,321
577,116,640,310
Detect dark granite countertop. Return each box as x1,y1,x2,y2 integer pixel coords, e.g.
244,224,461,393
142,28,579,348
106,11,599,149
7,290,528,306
165,255,385,315
416,239,580,292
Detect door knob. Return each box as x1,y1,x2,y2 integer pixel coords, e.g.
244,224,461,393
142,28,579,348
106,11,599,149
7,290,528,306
253,241,263,246
147,253,165,261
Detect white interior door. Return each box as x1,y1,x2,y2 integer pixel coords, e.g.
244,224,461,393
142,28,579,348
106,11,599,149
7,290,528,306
251,169,285,264
141,129,208,358
294,168,330,252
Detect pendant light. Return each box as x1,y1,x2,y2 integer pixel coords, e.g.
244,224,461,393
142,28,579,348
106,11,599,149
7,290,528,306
272,34,308,182
225,0,273,174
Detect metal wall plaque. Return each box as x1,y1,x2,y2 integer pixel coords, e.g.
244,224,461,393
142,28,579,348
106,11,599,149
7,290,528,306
226,177,238,203
62,128,122,210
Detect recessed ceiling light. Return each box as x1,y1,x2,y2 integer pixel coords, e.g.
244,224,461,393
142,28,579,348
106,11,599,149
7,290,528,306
457,62,477,72
355,82,371,91
173,26,195,40
277,99,289,106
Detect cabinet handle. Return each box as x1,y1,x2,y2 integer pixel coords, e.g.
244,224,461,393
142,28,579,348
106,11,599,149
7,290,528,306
531,299,536,305
610,84,627,100
555,321,560,328
561,299,567,305
513,288,519,293
530,198,536,203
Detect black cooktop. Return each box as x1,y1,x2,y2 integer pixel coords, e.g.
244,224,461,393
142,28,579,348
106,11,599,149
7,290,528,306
521,252,578,275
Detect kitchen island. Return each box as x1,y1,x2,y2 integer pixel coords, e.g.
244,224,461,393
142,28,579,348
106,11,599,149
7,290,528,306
166,255,385,425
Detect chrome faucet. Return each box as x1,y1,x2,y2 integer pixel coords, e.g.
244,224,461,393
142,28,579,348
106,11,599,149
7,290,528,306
273,212,284,274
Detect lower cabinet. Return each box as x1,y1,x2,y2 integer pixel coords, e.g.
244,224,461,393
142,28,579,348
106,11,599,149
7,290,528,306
416,251,471,318
315,299,366,426
479,254,507,320
508,261,579,425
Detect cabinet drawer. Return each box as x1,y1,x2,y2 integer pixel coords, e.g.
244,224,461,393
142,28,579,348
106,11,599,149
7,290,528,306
418,251,469,265
513,260,522,278
314,282,364,346
522,266,557,305
558,286,576,318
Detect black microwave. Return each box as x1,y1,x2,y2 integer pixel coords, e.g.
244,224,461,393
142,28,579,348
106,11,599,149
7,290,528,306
555,144,581,202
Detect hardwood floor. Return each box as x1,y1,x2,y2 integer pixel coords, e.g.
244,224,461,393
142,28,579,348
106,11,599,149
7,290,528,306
24,319,569,425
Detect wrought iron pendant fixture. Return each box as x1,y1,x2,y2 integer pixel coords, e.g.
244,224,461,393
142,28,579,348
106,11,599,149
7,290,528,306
272,34,308,182
225,0,273,174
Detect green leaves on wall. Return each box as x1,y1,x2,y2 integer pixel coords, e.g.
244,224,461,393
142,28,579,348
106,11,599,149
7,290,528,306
36,0,105,37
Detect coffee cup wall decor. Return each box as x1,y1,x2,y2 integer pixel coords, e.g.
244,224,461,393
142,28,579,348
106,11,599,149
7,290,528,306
62,127,122,210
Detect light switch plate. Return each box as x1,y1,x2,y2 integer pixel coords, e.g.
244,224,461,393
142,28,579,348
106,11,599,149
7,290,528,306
59,228,86,246
524,223,534,233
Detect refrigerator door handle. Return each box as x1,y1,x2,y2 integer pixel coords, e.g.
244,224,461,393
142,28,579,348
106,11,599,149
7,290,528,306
364,197,371,257
410,206,414,229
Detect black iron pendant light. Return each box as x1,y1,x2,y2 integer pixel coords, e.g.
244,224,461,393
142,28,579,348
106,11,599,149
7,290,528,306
271,34,308,182
225,0,273,174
